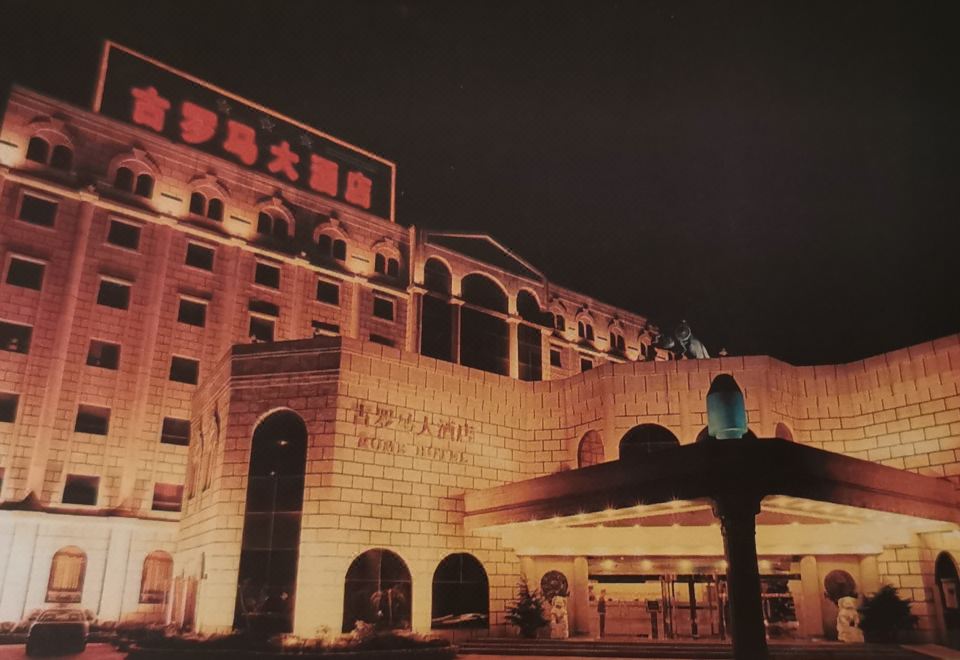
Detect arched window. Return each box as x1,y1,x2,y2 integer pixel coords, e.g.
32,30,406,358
50,144,73,171
774,422,795,442
317,233,347,261
374,253,400,277
375,253,385,274
190,192,224,220
578,320,595,342
140,551,173,604
233,410,308,634
26,136,50,164
135,173,155,198
619,424,680,460
432,553,488,629
47,546,86,603
460,274,509,376
114,166,134,193
423,258,452,295
343,548,412,633
257,211,289,239
555,315,566,332
577,431,605,467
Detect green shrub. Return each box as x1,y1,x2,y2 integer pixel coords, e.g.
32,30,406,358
859,585,918,643
505,579,548,638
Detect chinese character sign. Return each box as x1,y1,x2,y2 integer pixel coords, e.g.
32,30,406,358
94,42,394,219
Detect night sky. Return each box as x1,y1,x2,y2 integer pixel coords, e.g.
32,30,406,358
2,1,958,365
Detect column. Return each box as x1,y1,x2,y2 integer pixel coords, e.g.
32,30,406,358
714,493,769,660
96,528,133,620
571,556,589,635
0,521,38,621
799,555,823,637
349,279,362,339
23,195,96,495
859,555,881,597
412,568,432,633
507,316,520,380
406,287,424,354
450,299,463,364
521,556,536,592
540,329,552,381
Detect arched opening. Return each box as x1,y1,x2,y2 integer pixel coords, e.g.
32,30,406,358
47,546,86,603
207,197,224,221
233,410,307,634
140,550,174,604
516,291,544,382
26,136,49,163
431,553,489,629
343,548,412,633
50,144,73,171
189,192,206,215
423,258,452,295
134,173,155,198
421,259,454,362
774,422,795,442
460,274,509,376
115,166,134,192
577,431,604,468
936,552,960,648
619,424,680,460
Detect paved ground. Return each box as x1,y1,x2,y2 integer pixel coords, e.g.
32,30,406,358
0,643,122,659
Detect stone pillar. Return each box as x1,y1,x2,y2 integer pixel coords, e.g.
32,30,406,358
450,299,463,364
407,287,424,354
412,568,432,633
349,279,362,339
859,555,881,597
521,556,536,592
571,556,589,635
714,494,769,660
23,195,96,495
0,521,38,621
96,528,133,620
799,555,823,638
540,329,552,381
508,316,520,380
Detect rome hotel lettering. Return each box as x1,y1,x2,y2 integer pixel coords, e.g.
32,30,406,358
92,42,395,220
352,402,472,463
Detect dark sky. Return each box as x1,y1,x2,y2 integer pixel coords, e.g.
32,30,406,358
2,1,958,365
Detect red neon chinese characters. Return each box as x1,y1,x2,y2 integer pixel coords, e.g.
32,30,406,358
223,120,258,166
309,155,339,196
268,140,300,182
179,101,217,144
130,87,170,133
345,171,373,209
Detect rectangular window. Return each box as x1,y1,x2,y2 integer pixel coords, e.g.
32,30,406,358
151,483,184,512
373,296,395,321
106,219,141,250
5,256,45,290
312,320,339,336
74,404,110,435
17,193,57,227
0,392,19,423
160,417,190,446
97,278,131,310
169,356,200,385
0,321,33,353
177,297,207,327
370,333,395,347
185,243,215,271
316,279,340,305
254,262,281,289
62,474,99,506
0,321,32,354
86,339,120,370
249,315,275,342
580,357,593,372
550,348,562,368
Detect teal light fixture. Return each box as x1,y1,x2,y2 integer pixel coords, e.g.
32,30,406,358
707,374,748,439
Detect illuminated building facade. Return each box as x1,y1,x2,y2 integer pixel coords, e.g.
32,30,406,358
1,44,960,646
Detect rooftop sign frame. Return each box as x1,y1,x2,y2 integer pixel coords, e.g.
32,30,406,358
92,41,396,222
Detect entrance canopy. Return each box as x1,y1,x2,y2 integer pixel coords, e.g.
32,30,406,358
464,438,960,555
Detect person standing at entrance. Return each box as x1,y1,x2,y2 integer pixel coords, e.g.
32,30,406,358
598,589,607,638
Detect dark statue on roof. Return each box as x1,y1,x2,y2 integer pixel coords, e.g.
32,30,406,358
655,320,710,360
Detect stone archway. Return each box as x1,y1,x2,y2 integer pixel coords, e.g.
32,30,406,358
936,552,960,648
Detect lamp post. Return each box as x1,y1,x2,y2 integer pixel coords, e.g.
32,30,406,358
706,374,769,660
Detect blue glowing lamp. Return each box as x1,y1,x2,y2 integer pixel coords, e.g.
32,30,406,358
707,374,748,439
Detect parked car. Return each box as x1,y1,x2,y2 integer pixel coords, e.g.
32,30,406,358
26,608,89,656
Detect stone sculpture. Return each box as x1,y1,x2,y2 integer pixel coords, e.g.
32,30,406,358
550,595,569,639
837,596,864,643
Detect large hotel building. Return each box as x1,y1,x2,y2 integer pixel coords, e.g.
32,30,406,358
0,43,959,647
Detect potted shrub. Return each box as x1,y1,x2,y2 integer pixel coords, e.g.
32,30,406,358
859,585,918,643
505,579,548,639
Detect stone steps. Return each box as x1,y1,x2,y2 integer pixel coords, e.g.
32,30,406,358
457,637,927,659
